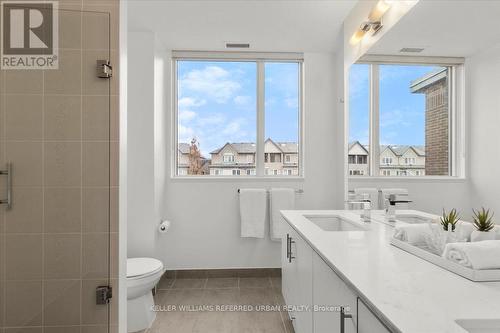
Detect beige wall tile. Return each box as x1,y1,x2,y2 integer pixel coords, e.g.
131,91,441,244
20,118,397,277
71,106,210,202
44,50,82,95
5,95,43,140
59,9,82,49
43,280,81,325
44,187,81,233
44,142,82,186
5,328,42,333
82,142,109,186
0,281,4,327
110,141,118,186
44,234,81,279
81,279,109,325
44,95,82,141
82,233,108,279
82,11,109,50
44,327,80,333
5,234,42,280
110,95,119,141
110,187,118,232
5,142,43,186
5,280,42,326
110,233,118,278
5,187,43,233
83,95,109,140
82,187,108,232
4,71,43,94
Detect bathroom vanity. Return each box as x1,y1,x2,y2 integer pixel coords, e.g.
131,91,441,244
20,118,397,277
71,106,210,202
281,210,500,333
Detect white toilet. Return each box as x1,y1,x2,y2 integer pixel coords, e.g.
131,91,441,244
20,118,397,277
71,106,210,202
127,257,165,332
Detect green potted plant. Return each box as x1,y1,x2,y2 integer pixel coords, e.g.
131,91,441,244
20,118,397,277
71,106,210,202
471,207,496,242
440,208,460,232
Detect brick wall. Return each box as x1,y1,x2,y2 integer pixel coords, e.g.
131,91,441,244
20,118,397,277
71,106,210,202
424,79,449,175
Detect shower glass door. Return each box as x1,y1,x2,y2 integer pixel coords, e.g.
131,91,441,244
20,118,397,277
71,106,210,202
0,6,115,332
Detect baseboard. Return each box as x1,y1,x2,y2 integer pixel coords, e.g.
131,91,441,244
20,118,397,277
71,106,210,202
163,268,281,279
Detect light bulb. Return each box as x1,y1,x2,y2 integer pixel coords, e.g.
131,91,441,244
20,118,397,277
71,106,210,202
368,0,391,22
350,29,367,45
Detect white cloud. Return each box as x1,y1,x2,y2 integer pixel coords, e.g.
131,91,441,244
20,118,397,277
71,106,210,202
284,97,298,108
179,110,197,121
180,66,241,103
178,124,195,142
178,97,206,108
233,95,251,106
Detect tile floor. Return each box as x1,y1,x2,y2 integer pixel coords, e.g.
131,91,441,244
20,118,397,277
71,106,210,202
143,274,295,333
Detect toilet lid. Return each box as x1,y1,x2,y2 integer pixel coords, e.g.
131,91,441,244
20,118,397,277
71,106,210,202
127,257,163,278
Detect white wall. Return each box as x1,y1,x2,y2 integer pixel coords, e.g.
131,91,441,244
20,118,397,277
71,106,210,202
467,43,500,219
152,52,341,269
127,32,157,257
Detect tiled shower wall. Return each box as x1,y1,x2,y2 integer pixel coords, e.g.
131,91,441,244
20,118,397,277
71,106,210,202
0,0,119,332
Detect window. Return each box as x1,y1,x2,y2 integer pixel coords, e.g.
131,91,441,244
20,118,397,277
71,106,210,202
357,155,367,164
223,153,235,163
405,157,416,165
348,64,370,176
348,61,462,177
350,170,364,176
382,157,393,165
174,53,302,177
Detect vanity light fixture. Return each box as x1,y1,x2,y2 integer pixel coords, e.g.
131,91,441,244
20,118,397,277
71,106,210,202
349,0,392,45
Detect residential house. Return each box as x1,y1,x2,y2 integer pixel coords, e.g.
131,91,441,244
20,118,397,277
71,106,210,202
348,141,425,176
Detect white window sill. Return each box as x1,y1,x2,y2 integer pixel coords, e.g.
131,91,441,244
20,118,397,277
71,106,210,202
348,176,467,183
170,176,305,182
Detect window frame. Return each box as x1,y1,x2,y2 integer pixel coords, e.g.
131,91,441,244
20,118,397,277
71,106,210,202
172,51,305,179
348,56,465,180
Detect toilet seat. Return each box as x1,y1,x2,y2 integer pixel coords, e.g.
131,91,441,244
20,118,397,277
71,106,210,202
127,257,163,279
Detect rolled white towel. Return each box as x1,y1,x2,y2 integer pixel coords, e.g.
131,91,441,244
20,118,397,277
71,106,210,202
393,223,435,245
443,240,500,270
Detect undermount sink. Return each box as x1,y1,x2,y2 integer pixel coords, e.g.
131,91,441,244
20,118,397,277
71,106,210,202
395,214,434,224
455,319,500,333
305,215,366,232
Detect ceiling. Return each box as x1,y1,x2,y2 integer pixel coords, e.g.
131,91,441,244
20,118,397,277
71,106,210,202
368,0,500,57
127,0,357,53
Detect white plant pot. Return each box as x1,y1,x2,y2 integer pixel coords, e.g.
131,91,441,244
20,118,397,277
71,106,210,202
470,230,496,242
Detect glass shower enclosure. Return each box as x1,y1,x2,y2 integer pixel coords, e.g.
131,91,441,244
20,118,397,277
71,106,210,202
0,4,117,332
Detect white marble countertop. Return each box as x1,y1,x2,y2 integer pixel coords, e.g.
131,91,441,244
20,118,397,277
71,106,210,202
281,209,500,333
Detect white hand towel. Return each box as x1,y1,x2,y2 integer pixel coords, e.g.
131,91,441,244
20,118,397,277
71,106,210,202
443,240,500,270
393,223,435,245
239,189,267,238
270,188,295,241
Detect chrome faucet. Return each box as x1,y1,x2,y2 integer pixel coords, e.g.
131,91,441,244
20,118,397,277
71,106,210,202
346,193,372,222
385,194,412,222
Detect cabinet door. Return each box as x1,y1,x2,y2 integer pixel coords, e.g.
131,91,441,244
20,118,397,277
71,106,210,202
357,298,391,333
282,224,313,333
313,253,357,333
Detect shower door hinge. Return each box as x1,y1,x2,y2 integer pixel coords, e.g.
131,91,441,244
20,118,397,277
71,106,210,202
97,60,113,78
96,285,113,305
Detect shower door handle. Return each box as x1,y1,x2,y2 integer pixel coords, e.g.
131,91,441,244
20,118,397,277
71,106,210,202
0,163,12,209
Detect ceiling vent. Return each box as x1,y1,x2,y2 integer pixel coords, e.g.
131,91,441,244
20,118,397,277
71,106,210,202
399,47,424,53
225,42,250,49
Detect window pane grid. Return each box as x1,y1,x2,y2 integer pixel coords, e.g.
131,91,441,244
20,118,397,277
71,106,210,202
175,59,301,177
348,63,454,177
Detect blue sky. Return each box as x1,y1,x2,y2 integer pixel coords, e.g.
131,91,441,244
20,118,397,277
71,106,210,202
349,64,444,146
177,61,299,157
